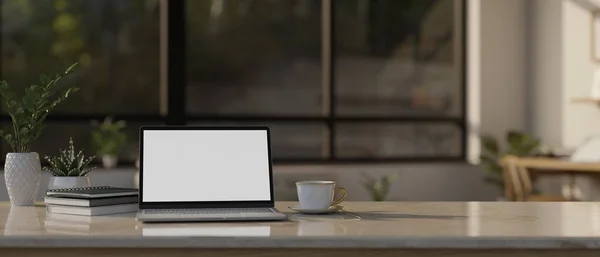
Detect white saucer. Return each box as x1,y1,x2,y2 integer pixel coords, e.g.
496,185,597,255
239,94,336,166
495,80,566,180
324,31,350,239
288,205,343,214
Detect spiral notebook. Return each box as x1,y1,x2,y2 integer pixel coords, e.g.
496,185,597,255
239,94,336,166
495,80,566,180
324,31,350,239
46,186,139,199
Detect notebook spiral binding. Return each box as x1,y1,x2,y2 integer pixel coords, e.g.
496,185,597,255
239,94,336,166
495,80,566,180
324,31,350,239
46,186,111,192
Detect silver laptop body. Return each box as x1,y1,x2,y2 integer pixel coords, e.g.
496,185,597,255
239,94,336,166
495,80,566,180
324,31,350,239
136,126,287,223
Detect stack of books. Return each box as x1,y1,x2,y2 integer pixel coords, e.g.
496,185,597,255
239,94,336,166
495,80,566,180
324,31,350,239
45,186,139,216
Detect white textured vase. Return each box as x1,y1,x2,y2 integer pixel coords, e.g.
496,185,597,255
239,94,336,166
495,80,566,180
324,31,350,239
102,155,118,169
47,176,90,190
4,153,41,206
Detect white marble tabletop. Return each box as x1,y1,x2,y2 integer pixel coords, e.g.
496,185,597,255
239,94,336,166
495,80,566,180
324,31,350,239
2,201,600,249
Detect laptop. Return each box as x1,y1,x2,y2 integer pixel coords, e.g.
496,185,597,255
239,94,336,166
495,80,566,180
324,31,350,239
136,126,288,223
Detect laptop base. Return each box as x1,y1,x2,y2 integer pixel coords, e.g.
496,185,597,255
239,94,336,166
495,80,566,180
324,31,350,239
136,208,288,223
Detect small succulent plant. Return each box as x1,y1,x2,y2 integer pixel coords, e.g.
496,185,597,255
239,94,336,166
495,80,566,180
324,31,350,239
43,138,95,176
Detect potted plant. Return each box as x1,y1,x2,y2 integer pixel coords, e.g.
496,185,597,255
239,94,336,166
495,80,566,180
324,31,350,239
44,138,95,190
480,130,542,200
91,117,127,169
361,173,399,201
0,63,79,206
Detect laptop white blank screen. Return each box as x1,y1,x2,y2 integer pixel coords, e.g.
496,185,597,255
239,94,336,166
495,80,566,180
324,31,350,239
142,130,272,202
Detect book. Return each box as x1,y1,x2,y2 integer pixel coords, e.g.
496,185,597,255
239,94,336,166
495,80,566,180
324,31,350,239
46,186,138,199
44,195,138,207
46,203,139,216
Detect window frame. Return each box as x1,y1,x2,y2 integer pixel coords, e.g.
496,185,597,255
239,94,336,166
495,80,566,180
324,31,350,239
0,0,468,165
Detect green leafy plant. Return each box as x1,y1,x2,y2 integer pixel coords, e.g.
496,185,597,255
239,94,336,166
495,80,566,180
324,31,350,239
43,138,95,177
362,173,399,201
480,131,541,190
91,117,127,156
0,63,79,152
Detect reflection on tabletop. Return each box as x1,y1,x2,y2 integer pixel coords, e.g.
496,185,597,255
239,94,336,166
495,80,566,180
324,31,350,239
142,225,272,237
44,213,94,235
139,222,350,237
297,221,348,236
138,213,358,237
42,212,138,236
4,206,43,236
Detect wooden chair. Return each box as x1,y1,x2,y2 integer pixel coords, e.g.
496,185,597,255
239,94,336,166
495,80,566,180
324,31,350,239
500,155,568,202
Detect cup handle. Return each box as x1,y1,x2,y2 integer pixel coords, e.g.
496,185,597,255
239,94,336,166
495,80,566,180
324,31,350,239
332,187,347,206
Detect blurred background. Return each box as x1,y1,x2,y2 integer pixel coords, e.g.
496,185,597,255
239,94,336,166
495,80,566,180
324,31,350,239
0,0,463,163
2,0,598,202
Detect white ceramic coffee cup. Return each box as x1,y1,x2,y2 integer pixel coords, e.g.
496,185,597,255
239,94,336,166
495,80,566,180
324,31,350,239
296,181,347,209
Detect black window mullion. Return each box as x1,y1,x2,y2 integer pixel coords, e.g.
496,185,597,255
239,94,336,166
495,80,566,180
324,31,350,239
328,0,336,161
460,0,468,160
167,0,186,125
0,4,3,156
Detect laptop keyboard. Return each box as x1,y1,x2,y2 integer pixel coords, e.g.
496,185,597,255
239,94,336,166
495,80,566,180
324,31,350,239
145,208,273,215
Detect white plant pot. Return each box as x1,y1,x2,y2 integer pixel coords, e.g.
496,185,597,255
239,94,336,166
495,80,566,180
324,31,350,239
102,155,118,169
48,176,90,190
4,153,41,206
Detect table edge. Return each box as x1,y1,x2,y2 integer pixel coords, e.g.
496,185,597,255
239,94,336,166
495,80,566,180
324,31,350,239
1,236,600,249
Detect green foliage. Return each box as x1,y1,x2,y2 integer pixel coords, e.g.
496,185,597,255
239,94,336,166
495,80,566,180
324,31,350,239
91,117,127,156
480,131,541,190
43,138,95,177
0,63,79,153
3,1,160,114
362,173,400,201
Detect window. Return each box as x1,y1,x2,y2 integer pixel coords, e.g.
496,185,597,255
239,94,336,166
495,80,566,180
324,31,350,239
1,0,160,161
2,0,160,113
0,0,466,164
332,0,465,161
186,0,322,115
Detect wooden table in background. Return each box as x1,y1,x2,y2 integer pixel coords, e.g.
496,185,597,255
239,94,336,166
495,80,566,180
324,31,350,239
2,201,600,257
507,157,600,172
506,157,600,199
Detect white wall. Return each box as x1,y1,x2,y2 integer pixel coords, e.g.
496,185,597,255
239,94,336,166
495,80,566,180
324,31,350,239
526,0,600,199
529,0,564,146
479,0,528,138
562,0,600,147
530,0,600,148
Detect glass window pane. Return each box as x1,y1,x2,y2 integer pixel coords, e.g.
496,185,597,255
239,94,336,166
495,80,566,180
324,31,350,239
1,0,160,113
334,0,463,116
192,122,327,159
335,123,461,158
186,0,323,115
